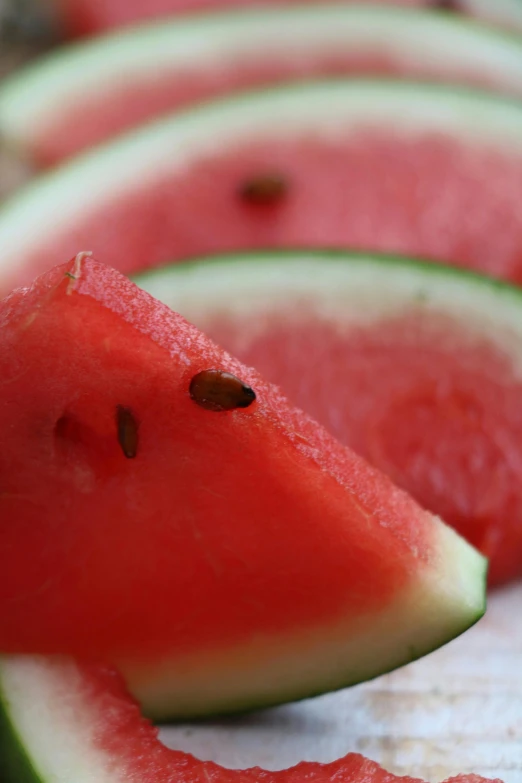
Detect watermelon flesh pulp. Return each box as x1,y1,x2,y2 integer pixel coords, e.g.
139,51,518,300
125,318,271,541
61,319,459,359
137,252,522,587
52,0,522,36
5,6,522,167
0,656,504,783
0,254,486,719
2,81,522,294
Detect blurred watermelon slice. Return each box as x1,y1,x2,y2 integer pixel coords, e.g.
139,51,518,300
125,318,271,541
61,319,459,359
1,80,522,293
3,6,522,166
0,656,504,783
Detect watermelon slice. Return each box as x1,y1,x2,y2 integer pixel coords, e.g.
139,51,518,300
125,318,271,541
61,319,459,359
0,254,486,720
0,656,504,783
51,0,522,37
1,80,522,295
135,250,522,587
4,6,522,167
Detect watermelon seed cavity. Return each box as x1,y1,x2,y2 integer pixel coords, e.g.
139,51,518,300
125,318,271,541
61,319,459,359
238,174,288,206
189,370,256,412
116,405,139,458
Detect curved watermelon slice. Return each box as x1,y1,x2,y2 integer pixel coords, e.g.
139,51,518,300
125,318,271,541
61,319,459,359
51,0,522,37
4,6,522,167
136,250,522,587
0,656,504,783
1,80,522,294
0,254,486,720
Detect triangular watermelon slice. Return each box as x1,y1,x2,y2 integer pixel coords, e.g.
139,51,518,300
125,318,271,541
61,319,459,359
0,656,503,783
3,5,522,166
0,254,485,720
51,0,522,37
1,80,522,294
135,250,522,587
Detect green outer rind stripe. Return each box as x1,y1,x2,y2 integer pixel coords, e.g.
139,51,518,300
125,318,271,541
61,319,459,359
0,675,42,783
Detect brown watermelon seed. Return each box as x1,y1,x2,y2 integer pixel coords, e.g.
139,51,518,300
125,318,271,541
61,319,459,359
238,173,288,205
429,0,461,11
189,370,257,412
116,405,139,458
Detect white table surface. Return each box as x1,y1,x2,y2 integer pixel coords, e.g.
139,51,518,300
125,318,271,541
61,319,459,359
161,582,522,783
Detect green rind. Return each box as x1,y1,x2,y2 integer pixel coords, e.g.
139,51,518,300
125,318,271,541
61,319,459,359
0,677,43,783
149,578,487,723
133,247,522,326
133,246,522,295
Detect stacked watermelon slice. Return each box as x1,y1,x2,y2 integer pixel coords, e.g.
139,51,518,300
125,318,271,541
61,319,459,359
1,2,522,782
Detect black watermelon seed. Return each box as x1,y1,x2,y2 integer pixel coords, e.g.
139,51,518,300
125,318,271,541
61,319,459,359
116,405,139,458
238,174,288,205
190,370,256,412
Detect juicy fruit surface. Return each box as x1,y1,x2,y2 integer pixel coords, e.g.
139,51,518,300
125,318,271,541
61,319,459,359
138,253,522,586
3,81,522,294
0,657,504,783
6,6,522,166
0,255,485,718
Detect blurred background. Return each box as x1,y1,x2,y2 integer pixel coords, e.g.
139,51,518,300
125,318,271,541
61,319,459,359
0,0,56,196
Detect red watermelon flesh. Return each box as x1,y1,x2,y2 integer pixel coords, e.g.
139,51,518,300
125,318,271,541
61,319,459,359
51,0,522,37
2,80,522,294
0,254,486,719
0,656,504,783
143,252,522,586
5,6,522,167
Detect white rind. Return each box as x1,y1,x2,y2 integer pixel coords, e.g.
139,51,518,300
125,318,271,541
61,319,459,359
1,658,124,782
137,252,522,379
2,5,522,144
2,80,522,281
